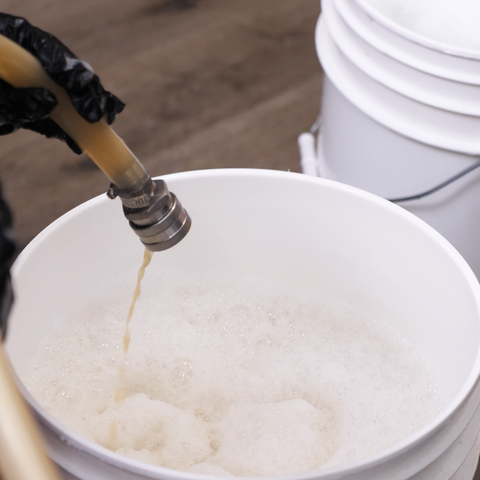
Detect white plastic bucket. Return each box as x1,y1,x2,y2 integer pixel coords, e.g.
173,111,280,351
314,0,480,278
5,169,480,479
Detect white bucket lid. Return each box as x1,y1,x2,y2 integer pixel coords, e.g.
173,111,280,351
334,0,480,84
317,15,480,154
323,0,480,116
355,0,480,59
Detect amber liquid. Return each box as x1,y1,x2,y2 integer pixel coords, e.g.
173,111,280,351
109,248,153,445
115,247,153,403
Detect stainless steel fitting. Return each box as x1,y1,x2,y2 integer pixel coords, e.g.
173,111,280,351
107,177,191,251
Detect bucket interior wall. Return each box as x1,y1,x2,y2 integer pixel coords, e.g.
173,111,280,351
5,170,480,479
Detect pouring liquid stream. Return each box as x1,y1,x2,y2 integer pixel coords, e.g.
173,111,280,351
109,248,153,442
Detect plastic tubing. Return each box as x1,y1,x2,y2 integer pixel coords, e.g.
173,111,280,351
0,33,148,190
0,33,150,479
0,346,61,480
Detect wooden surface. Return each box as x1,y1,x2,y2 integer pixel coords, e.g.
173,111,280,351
0,0,322,249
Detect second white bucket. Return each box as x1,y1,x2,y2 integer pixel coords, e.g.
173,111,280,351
314,0,480,278
6,169,480,479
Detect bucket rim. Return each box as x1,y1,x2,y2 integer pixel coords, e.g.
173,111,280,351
353,0,480,61
322,0,480,116
9,168,480,479
316,16,480,155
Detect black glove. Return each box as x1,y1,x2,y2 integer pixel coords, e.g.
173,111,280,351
0,13,125,153
0,184,15,339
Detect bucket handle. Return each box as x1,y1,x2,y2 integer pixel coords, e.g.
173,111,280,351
298,116,323,177
298,115,480,203
387,159,480,203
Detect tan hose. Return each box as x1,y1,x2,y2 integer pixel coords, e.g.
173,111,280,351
0,346,61,479
0,33,147,190
0,32,155,479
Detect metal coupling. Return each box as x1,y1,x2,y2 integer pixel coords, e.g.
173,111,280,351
107,178,191,251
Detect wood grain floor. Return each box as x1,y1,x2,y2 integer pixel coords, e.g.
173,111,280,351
0,0,322,249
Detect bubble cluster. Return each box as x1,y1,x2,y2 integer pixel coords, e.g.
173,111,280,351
24,273,445,476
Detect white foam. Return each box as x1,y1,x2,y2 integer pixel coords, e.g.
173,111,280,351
364,0,480,51
24,272,445,476
213,400,334,476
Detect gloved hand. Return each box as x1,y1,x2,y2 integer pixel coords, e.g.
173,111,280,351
0,12,125,153
0,13,127,338
0,184,15,339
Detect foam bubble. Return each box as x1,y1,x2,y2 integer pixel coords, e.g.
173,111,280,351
24,272,445,476
212,400,335,476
